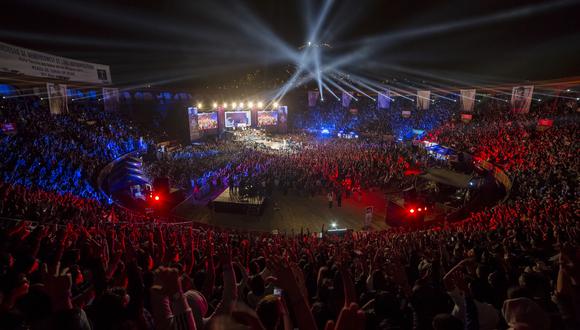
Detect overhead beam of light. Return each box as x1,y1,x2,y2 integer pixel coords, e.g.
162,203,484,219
307,0,334,44
323,77,358,101
314,50,324,100
321,81,341,101
330,72,374,100
338,71,415,101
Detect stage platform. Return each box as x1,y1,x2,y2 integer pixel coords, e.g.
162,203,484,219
209,188,266,215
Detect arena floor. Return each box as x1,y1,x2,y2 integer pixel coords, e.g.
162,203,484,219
173,188,394,232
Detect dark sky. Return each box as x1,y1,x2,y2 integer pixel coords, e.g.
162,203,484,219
2,0,580,91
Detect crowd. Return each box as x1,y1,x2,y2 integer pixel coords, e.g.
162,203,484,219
145,133,418,202
0,86,578,330
0,95,151,201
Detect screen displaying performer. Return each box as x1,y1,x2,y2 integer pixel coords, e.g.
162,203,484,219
197,112,218,130
225,111,251,128
257,111,278,127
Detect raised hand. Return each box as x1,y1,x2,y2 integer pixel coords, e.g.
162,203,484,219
324,303,365,330
41,263,73,311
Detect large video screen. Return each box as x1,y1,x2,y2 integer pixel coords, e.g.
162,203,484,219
197,112,218,130
257,111,278,127
225,111,251,128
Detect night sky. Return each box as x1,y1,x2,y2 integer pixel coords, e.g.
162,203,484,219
2,0,580,91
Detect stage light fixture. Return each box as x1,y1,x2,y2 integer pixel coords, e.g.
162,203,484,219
240,102,244,108
197,102,203,109
222,102,227,108
248,101,254,108
409,208,415,213
257,101,264,108
154,195,160,201
273,101,279,108
418,208,422,212
213,102,218,109
331,222,337,228
232,102,237,108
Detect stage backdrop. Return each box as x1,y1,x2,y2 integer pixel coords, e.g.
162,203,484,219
511,86,534,114
417,90,430,110
460,89,476,112
0,41,112,84
187,107,200,141
46,83,68,115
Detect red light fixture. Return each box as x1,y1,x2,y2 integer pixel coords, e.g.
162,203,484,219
418,208,422,212
424,207,427,211
409,208,415,213
154,195,160,201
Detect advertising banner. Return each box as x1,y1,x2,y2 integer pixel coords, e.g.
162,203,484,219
377,91,390,109
46,83,68,115
0,41,112,84
102,87,119,112
187,107,200,141
460,89,476,112
308,91,319,107
341,92,352,108
417,90,430,110
511,86,534,114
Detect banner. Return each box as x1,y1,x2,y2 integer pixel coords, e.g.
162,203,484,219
402,110,411,118
308,91,319,107
461,113,473,123
511,86,534,114
341,92,352,108
537,118,553,131
102,87,119,112
0,41,112,84
187,107,200,141
460,89,476,112
46,83,68,115
417,90,430,110
377,91,390,109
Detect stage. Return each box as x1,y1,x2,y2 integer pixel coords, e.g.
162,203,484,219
209,188,266,215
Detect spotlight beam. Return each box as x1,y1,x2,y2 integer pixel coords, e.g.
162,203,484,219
323,77,358,101
331,72,375,100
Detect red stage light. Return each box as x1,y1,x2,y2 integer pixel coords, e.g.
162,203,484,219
154,195,160,201
424,207,427,211
409,208,415,213
418,208,422,212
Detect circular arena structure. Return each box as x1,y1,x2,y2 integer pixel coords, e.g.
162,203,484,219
1,1,579,329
